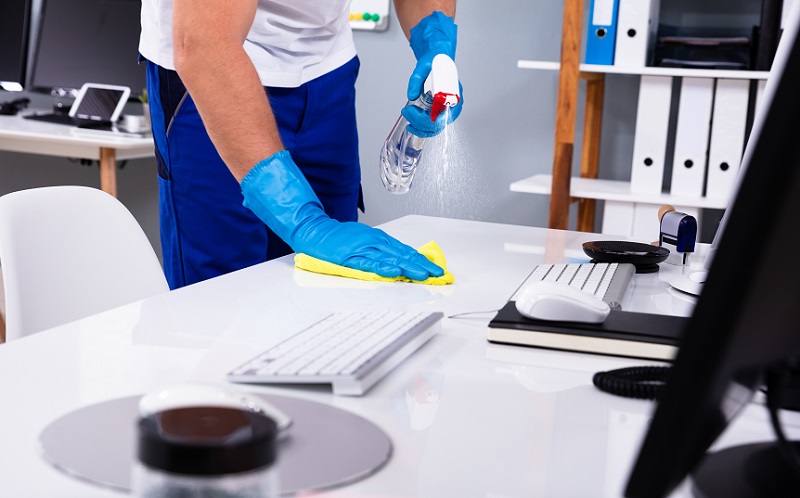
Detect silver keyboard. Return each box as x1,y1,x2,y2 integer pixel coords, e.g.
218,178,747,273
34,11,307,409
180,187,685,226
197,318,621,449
227,311,443,396
510,262,635,309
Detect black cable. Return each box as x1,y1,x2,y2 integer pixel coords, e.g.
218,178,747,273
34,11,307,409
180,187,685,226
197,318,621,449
66,158,127,169
592,366,671,400
68,158,94,167
765,367,800,483
447,310,499,320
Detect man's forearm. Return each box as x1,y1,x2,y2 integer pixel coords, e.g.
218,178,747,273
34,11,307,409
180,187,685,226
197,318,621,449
173,0,283,182
393,0,456,39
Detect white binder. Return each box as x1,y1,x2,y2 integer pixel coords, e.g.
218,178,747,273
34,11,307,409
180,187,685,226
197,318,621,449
630,75,673,194
670,77,714,198
602,201,635,237
705,79,750,200
784,0,797,29
614,0,661,68
755,79,768,118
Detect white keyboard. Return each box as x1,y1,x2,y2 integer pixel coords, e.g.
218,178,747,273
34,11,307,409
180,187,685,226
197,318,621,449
227,311,443,396
510,262,635,309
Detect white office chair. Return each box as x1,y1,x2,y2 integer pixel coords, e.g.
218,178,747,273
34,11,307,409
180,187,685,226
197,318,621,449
0,186,169,342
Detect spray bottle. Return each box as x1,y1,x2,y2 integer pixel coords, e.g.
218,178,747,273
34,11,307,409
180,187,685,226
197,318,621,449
379,54,460,194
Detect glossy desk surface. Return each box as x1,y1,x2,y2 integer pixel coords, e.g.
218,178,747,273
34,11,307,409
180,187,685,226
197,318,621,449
0,216,795,497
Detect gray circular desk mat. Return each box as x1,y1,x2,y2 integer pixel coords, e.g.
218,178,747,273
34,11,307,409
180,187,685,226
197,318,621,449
39,394,392,495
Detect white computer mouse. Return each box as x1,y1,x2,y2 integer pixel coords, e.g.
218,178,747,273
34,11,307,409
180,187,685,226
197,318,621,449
514,281,611,323
138,382,293,438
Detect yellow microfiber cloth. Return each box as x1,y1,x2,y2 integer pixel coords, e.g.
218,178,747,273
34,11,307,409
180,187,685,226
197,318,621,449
294,240,455,285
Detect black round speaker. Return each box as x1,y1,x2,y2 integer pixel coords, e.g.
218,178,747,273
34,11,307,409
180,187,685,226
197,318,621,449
582,240,670,273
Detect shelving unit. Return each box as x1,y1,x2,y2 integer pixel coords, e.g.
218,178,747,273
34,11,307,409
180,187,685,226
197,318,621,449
511,173,728,238
518,60,770,80
519,0,773,240
510,174,729,209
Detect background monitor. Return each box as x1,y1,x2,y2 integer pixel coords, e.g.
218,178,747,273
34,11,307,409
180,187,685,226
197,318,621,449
29,0,145,98
625,4,800,498
0,0,32,92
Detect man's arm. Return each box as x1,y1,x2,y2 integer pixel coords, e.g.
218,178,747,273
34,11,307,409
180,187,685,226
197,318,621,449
172,0,281,182
393,0,456,39
171,0,444,281
392,1,461,137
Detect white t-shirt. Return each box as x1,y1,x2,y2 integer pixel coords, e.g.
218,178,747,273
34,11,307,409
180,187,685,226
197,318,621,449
139,0,356,88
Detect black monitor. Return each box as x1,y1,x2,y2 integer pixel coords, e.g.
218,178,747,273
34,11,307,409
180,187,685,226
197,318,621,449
0,0,32,92
625,5,800,498
29,0,145,98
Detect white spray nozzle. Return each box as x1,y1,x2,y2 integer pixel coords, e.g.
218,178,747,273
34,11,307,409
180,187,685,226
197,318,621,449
423,54,460,121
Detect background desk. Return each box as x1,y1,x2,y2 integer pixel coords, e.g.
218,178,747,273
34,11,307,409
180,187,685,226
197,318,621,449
0,113,154,197
0,216,796,497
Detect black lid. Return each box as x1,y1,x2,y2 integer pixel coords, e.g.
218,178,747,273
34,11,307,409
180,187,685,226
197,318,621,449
582,240,670,273
137,406,278,476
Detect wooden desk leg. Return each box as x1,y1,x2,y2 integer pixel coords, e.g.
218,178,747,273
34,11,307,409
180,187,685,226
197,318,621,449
99,147,118,198
577,73,605,233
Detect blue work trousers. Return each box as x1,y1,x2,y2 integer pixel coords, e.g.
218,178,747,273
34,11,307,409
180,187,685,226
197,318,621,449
146,57,363,289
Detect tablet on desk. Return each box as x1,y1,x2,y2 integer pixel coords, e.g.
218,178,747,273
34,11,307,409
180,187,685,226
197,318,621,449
69,83,130,122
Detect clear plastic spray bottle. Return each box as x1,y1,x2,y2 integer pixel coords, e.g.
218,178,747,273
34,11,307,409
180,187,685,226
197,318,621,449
379,54,460,194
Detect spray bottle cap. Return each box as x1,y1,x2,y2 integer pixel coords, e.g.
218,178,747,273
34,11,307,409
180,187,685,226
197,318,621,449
423,54,460,122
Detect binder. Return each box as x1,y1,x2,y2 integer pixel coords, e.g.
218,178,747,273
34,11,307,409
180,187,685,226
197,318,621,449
630,75,673,194
705,79,749,200
601,201,635,236
670,77,714,198
614,0,661,68
784,0,797,29
755,78,768,118
632,203,662,242
585,0,620,65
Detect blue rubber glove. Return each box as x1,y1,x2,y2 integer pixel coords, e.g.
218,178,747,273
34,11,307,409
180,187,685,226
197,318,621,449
405,11,462,138
402,83,463,138
241,150,444,280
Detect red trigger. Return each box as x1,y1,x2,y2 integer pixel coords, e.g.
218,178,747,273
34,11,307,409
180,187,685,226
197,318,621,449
430,93,447,122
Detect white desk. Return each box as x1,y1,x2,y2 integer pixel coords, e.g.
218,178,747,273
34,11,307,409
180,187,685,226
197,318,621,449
0,112,154,197
0,216,796,497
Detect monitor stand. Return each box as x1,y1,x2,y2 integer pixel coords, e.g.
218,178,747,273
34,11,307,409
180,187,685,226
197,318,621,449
691,441,800,498
668,270,706,297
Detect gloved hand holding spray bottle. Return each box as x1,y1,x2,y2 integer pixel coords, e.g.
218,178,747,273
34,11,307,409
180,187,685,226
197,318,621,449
238,12,461,282
380,11,462,194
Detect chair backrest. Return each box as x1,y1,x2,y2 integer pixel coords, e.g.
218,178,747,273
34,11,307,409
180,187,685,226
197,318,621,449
0,186,169,341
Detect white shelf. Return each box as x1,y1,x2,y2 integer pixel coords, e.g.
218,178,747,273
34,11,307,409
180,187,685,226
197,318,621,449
517,60,770,80
510,174,729,209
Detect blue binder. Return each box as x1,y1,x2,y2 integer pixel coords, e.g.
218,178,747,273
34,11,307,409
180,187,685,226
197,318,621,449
585,0,620,65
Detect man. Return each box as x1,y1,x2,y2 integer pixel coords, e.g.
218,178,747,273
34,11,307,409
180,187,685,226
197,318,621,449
139,1,461,289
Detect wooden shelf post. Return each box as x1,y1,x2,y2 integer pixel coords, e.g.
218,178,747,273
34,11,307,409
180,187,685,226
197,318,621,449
577,72,605,232
549,0,585,230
